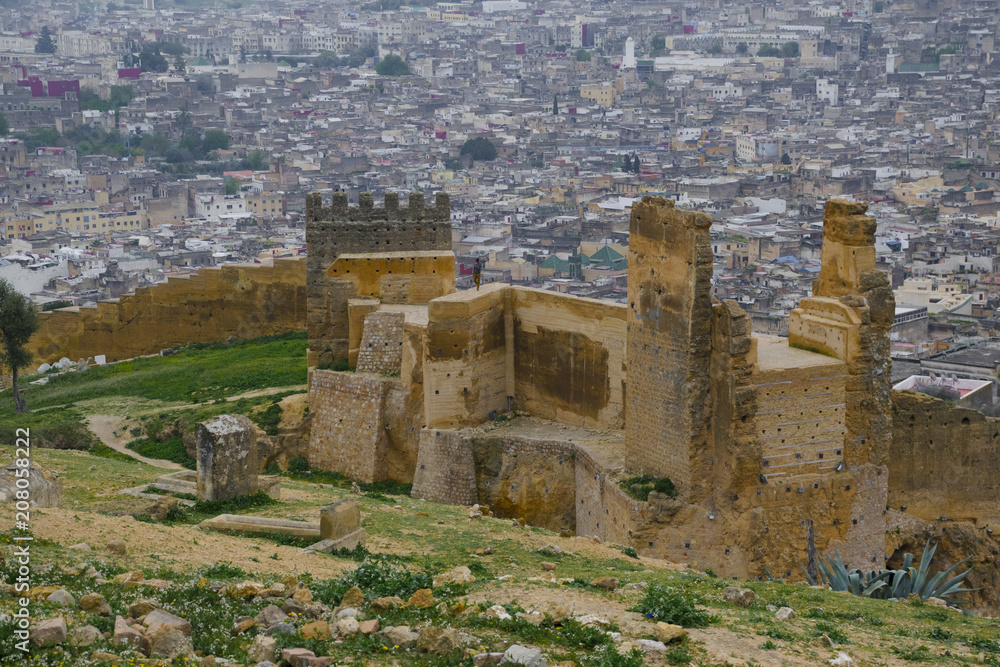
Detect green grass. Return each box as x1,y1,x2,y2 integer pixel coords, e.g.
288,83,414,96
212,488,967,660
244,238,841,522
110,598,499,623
127,436,196,468
0,332,306,413
0,405,96,450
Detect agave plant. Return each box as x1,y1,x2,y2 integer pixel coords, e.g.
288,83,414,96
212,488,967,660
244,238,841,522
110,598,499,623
803,540,975,608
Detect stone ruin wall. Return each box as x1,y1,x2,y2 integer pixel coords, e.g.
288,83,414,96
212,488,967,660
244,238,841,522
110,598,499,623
625,197,716,501
305,191,452,366
412,428,644,541
356,311,405,375
27,259,306,365
421,284,627,431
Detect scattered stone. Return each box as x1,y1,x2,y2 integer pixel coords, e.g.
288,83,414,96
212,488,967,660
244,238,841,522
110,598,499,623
469,505,483,520
407,588,435,608
92,652,123,664
654,622,687,644
335,607,359,619
383,625,420,649
501,644,547,667
247,635,278,663
590,577,618,592
926,597,948,607
68,542,91,551
144,496,180,521
350,481,362,495
281,598,306,616
265,623,296,637
127,599,158,618
540,544,562,555
149,625,194,660
417,626,463,655
0,461,63,508
69,624,102,647
486,605,512,621
46,589,75,608
340,585,364,608
144,608,192,636
80,592,111,616
434,566,475,586
829,651,854,666
723,586,756,607
541,562,556,571
302,621,331,640
256,605,288,628
114,616,150,655
473,653,506,667
32,617,67,647
358,619,380,634
234,617,256,634
291,587,313,605
336,617,360,637
77,359,89,372
370,596,404,611
281,648,316,667
775,607,796,621
516,611,544,626
107,539,128,556
574,614,610,627
635,639,667,656
541,602,570,624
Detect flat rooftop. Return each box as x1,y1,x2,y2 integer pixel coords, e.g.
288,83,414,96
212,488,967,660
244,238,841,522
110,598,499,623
753,333,846,372
926,347,1000,369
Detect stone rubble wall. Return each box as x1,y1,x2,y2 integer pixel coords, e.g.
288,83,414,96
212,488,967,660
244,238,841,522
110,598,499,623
356,311,405,375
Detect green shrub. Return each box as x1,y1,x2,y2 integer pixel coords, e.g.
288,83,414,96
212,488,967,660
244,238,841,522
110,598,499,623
618,474,677,501
191,490,278,515
582,646,645,667
252,403,282,436
629,585,710,628
288,456,310,473
126,437,196,469
312,557,433,604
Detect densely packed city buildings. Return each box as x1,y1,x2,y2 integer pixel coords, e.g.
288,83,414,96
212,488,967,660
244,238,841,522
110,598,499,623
6,0,1000,389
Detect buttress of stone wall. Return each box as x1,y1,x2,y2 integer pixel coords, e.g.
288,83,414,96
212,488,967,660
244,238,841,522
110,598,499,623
305,191,452,366
28,259,306,365
625,196,714,501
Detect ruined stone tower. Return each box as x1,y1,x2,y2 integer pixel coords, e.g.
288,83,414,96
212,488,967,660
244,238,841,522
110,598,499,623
305,192,452,366
625,197,717,501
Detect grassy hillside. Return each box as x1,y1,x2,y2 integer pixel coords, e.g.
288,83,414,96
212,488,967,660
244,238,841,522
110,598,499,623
0,333,307,450
1,334,998,666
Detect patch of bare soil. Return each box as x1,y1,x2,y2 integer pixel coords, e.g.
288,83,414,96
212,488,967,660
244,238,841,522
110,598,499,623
26,508,353,580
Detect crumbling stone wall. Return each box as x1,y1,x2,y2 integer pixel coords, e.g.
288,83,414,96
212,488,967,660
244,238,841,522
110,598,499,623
307,370,422,483
28,259,305,365
305,192,451,366
413,428,643,540
357,311,405,375
625,197,715,501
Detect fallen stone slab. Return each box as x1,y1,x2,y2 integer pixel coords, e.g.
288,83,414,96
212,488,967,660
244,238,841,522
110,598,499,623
305,528,367,554
199,514,321,538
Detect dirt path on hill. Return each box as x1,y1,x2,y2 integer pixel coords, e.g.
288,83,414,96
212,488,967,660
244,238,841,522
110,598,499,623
86,414,185,469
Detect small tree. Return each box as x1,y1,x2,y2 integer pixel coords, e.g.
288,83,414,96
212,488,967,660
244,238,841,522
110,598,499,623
651,35,666,54
736,42,748,55
460,137,497,161
375,54,410,76
553,94,559,115
225,177,240,195
174,53,185,73
781,41,800,58
707,44,723,55
0,279,40,414
203,129,230,152
0,112,9,137
576,49,592,62
35,26,57,54
781,153,791,165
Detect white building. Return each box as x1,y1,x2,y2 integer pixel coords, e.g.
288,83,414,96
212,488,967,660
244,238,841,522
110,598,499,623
194,194,248,221
622,37,636,69
817,78,839,105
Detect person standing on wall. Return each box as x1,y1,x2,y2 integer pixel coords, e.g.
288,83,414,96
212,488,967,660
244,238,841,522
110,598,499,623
474,257,482,290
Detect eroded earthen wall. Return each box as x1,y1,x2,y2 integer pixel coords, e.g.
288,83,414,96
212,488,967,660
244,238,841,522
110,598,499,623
306,192,451,365
28,259,306,364
511,288,626,428
889,391,1000,524
626,196,715,500
424,284,509,429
